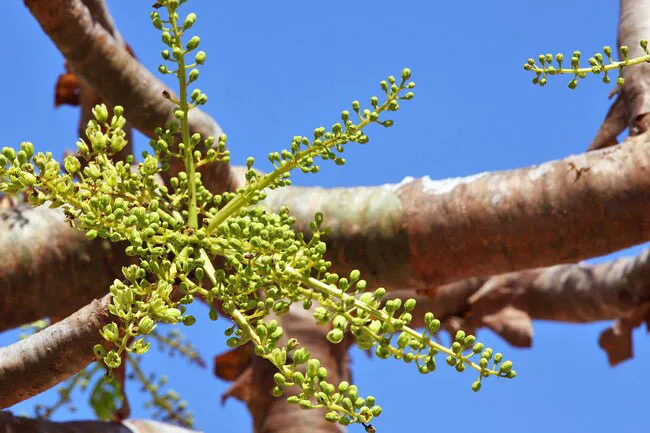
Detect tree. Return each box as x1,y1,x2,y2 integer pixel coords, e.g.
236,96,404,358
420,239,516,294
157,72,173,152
1,0,649,432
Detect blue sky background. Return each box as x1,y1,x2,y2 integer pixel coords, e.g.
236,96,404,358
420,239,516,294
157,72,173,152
2,1,649,432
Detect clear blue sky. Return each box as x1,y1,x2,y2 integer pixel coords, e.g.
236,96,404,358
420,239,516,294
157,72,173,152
2,1,648,432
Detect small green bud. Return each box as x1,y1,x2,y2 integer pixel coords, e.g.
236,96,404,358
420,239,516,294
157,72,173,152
187,36,201,51
307,359,320,377
273,373,286,387
293,348,310,364
499,360,513,374
327,328,344,344
92,104,109,124
620,45,629,57
103,350,122,368
183,12,197,29
188,69,199,82
472,381,481,392
195,51,207,64
403,298,416,312
325,412,339,422
138,316,156,334
93,344,106,359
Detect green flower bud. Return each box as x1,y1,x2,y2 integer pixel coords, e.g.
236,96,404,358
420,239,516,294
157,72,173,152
273,373,286,387
132,338,151,355
187,36,201,51
292,371,304,385
403,298,416,312
1,147,15,160
325,412,339,422
195,51,207,64
307,359,320,377
92,104,109,124
76,140,89,155
93,344,106,359
20,142,34,159
293,348,310,364
499,360,513,374
472,381,481,392
138,316,156,334
327,328,344,344
100,322,119,342
19,172,37,187
103,350,122,368
64,155,81,174
189,69,199,82
183,12,197,29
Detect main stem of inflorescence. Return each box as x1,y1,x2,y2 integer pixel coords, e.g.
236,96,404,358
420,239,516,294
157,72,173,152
167,3,198,229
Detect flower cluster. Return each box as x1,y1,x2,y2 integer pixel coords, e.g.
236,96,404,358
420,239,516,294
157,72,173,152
0,0,515,428
524,40,650,88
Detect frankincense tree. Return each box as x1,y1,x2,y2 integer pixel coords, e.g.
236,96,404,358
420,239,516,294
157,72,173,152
0,0,517,430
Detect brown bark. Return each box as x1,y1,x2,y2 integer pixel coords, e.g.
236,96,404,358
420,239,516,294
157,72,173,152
265,133,650,289
0,295,112,408
0,411,200,433
0,205,128,332
7,131,650,331
412,248,650,364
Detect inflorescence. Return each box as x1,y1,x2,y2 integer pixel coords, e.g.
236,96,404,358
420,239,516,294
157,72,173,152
1,0,515,428
524,40,650,88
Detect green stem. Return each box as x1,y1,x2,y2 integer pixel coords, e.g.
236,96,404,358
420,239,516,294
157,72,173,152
206,89,402,234
288,267,496,376
531,53,650,76
169,6,198,229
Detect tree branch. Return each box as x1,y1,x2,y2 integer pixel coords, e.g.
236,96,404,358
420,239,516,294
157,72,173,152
264,132,650,288
0,295,112,408
0,204,128,332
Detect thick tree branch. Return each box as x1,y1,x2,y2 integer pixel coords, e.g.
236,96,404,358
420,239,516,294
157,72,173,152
7,131,650,330
0,205,128,332
0,295,112,408
409,248,650,364
264,132,650,289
